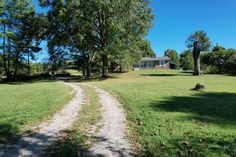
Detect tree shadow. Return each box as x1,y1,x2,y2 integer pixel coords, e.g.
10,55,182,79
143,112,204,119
140,73,182,77
180,70,193,74
0,123,20,146
43,130,129,157
151,92,236,125
58,75,118,83
140,73,192,77
142,135,236,157
0,131,62,157
0,77,57,85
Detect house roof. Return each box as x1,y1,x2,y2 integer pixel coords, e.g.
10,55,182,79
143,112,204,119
141,57,171,61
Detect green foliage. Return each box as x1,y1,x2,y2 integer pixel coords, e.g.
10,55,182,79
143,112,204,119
201,45,236,74
180,50,194,70
141,39,155,57
0,0,43,79
186,31,211,52
42,0,153,77
92,70,236,157
164,49,179,69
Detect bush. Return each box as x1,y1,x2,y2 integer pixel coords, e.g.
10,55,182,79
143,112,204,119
201,47,236,74
180,50,194,71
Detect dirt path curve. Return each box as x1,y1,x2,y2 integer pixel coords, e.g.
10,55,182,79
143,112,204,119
83,86,131,157
0,82,84,157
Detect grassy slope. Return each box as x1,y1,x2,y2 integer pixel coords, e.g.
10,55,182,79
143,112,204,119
90,70,236,157
0,80,73,144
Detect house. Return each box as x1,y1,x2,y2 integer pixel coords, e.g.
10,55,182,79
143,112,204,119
134,57,171,70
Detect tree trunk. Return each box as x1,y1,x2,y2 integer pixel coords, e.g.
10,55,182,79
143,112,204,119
2,24,8,78
86,60,91,78
193,52,201,75
119,66,122,73
7,35,11,79
82,66,85,76
13,51,20,77
218,63,222,74
51,61,55,76
14,67,18,77
101,54,109,78
27,52,30,78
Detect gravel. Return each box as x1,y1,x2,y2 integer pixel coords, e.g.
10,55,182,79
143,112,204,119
82,86,130,157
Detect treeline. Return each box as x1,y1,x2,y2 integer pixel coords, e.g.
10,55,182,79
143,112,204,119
164,31,236,75
165,46,236,74
0,0,154,80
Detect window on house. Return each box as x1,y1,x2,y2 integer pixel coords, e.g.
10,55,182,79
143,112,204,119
141,61,147,68
148,61,155,67
159,60,165,66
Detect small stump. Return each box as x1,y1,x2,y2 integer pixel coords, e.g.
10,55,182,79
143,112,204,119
193,83,206,91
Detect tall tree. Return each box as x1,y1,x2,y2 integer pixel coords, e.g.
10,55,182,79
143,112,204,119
78,0,153,78
0,0,40,79
39,0,153,78
210,44,226,74
40,0,81,76
164,49,179,69
186,31,211,75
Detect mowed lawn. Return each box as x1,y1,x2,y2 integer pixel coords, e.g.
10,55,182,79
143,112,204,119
90,70,236,157
0,80,73,144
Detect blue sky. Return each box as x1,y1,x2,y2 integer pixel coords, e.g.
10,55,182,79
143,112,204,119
32,0,236,59
147,0,236,56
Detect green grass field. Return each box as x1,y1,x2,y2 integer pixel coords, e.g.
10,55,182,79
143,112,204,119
90,70,236,157
0,80,73,144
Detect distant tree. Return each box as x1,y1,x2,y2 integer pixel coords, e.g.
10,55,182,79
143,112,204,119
186,31,211,75
141,39,155,57
202,44,226,74
39,0,80,76
164,49,179,69
180,50,194,70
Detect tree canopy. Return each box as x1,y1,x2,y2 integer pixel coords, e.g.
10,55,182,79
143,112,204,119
141,39,155,57
164,49,179,69
186,30,211,75
39,0,154,78
0,0,42,80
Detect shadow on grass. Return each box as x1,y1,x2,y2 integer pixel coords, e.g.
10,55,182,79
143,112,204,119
180,70,193,74
151,92,236,125
0,75,114,85
45,134,127,157
0,77,57,85
58,75,118,83
44,131,129,157
140,71,193,77
0,123,19,145
140,73,182,77
142,135,236,157
0,131,60,156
